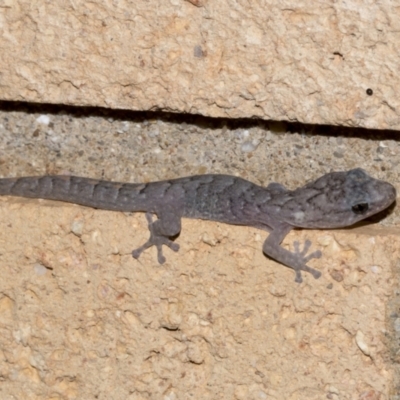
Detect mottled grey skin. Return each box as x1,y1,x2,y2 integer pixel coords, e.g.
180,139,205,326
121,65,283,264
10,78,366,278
0,168,396,282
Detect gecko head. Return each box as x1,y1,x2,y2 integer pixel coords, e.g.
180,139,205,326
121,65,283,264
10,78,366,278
284,168,397,229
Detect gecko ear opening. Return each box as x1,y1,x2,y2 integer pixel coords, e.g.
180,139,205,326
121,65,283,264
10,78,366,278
351,202,369,214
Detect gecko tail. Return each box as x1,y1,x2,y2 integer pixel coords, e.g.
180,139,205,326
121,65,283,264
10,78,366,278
0,175,110,206
0,177,26,196
0,175,149,212
0,176,58,199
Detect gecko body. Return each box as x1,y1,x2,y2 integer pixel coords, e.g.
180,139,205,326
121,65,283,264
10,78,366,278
0,169,396,282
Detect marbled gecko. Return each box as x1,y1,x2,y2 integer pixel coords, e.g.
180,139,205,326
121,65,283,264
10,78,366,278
0,168,396,282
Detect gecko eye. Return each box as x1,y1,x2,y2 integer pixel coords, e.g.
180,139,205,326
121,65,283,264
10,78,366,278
352,203,369,214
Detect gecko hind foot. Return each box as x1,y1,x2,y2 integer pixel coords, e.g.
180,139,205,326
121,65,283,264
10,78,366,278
131,213,180,264
132,237,179,264
293,240,322,283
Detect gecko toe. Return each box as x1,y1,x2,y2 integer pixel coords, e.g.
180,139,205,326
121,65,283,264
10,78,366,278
132,237,154,259
294,270,303,283
156,247,166,264
297,265,321,281
303,250,322,263
294,240,312,257
132,249,140,259
311,269,322,279
132,243,150,260
167,242,180,252
313,250,322,259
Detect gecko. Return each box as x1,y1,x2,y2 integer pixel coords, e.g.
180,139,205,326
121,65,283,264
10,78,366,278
0,168,396,283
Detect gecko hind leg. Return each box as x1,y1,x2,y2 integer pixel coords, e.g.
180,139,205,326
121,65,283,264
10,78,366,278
132,212,180,264
293,240,322,282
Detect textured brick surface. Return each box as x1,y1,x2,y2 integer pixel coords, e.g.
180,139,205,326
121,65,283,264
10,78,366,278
0,198,398,399
1,1,400,129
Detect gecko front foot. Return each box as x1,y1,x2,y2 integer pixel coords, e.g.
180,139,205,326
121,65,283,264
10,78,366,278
293,240,322,283
132,213,180,264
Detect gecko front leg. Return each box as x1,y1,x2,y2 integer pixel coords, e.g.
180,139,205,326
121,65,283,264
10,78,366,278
262,224,321,283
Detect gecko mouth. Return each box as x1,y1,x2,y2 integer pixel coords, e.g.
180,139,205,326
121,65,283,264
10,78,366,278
351,180,397,218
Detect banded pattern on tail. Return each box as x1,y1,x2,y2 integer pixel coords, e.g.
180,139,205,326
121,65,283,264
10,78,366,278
0,176,147,211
